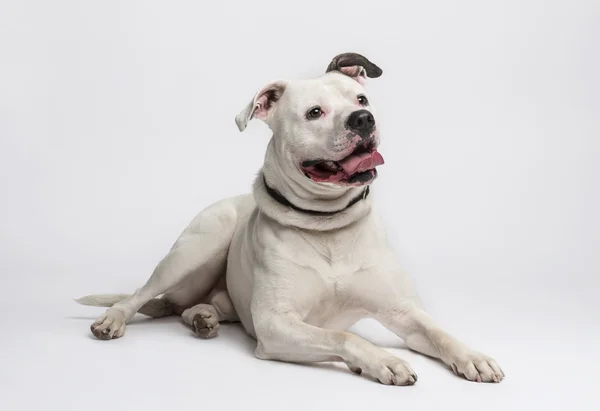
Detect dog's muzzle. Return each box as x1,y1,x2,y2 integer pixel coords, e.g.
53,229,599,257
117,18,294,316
301,140,384,186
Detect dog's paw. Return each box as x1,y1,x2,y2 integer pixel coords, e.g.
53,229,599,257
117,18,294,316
448,350,504,383
90,308,126,340
191,310,220,338
182,304,220,338
192,312,219,338
356,356,417,386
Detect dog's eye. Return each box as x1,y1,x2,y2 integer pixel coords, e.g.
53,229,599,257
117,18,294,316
306,107,323,120
357,95,369,106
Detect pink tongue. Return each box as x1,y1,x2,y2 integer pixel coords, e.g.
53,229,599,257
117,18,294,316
338,150,385,175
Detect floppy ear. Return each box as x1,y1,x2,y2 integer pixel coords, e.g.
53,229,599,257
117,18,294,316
235,80,288,131
325,52,383,85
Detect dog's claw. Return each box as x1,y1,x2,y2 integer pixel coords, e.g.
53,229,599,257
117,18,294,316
346,363,362,375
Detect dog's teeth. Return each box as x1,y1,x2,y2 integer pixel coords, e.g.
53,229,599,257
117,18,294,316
321,161,338,172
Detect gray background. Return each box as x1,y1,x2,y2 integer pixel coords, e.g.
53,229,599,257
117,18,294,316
1,1,598,410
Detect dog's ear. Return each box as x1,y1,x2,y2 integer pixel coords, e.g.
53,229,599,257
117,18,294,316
235,80,288,131
325,52,383,85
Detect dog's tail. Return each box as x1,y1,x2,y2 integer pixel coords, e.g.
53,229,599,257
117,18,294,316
75,294,174,318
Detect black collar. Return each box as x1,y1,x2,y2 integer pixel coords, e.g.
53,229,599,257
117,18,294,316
262,175,370,216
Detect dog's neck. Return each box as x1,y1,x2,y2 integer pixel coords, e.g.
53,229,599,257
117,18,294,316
253,138,373,231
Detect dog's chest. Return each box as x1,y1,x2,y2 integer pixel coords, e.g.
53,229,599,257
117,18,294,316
303,270,368,329
290,224,380,327
299,218,376,264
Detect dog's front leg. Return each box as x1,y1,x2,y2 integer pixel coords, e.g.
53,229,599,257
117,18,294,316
376,303,505,383
252,311,417,386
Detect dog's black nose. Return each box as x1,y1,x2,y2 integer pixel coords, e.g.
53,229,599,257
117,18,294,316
347,109,375,134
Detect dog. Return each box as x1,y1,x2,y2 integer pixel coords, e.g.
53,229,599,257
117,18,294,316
76,52,504,385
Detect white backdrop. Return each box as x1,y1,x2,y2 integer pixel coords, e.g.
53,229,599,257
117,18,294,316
1,1,598,410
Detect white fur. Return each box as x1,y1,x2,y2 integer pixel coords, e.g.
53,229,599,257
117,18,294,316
76,67,504,385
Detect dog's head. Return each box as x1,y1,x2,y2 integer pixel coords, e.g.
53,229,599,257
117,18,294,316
236,53,384,187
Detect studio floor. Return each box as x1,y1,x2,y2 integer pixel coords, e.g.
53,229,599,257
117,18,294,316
1,295,596,411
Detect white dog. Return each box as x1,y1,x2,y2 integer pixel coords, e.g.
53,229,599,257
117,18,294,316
77,53,504,385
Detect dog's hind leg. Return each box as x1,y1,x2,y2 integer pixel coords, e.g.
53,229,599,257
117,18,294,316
86,199,240,340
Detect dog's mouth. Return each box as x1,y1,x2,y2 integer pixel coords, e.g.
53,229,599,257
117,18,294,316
301,142,385,186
